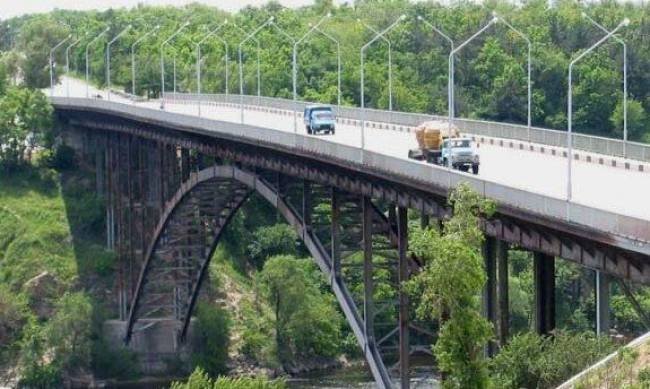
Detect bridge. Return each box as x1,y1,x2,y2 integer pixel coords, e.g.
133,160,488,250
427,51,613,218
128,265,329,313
50,77,649,388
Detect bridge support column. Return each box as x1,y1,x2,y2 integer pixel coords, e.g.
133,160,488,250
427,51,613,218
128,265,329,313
331,188,341,281
397,206,410,389
362,197,375,347
482,237,498,355
596,271,610,336
534,252,555,335
497,241,509,346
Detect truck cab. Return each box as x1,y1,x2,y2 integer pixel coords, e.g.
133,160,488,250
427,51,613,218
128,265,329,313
440,137,480,174
304,105,336,135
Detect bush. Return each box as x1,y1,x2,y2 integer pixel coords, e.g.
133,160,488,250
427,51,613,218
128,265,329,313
44,292,93,371
170,367,286,389
490,331,615,389
40,144,76,170
191,302,230,377
91,340,139,380
17,362,61,389
0,286,28,361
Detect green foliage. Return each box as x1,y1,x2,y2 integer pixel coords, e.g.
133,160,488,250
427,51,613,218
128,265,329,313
170,367,286,389
490,330,615,389
91,340,140,380
44,292,93,371
259,255,342,364
247,224,298,267
0,87,53,170
191,302,231,377
0,286,29,362
407,183,496,389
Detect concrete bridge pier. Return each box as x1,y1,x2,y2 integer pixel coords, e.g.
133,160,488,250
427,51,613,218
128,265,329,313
596,272,611,336
534,252,556,335
483,237,509,354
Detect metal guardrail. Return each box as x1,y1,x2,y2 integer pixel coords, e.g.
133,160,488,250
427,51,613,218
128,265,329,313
52,97,650,247
167,92,650,163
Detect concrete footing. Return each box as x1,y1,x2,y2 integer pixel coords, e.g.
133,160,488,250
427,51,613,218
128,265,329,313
103,319,195,374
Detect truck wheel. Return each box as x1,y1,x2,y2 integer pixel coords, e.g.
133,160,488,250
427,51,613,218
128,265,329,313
472,164,479,175
459,165,469,172
442,158,448,167
306,126,312,135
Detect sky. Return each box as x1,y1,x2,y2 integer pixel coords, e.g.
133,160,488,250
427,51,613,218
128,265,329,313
0,0,344,19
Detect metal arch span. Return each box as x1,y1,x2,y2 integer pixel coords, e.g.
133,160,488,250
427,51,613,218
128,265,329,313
124,165,422,388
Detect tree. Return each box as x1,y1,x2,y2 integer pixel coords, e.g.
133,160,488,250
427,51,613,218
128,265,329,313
0,87,53,169
17,17,69,89
259,255,342,364
44,292,93,371
406,183,496,389
191,302,230,377
247,224,298,267
611,99,648,142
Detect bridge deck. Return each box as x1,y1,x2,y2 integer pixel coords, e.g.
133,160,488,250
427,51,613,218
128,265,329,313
51,77,650,248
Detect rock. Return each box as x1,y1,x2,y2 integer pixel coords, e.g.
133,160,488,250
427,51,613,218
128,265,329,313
23,271,62,320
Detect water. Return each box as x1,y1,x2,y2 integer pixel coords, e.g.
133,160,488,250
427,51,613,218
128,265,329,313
286,366,439,388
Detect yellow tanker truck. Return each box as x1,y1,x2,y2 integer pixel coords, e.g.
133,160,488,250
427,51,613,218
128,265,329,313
408,120,480,175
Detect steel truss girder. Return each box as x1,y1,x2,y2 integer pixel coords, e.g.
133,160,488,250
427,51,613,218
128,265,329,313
61,114,649,284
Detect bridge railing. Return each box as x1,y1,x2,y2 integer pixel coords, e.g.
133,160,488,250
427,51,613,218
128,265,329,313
54,97,650,250
165,92,650,163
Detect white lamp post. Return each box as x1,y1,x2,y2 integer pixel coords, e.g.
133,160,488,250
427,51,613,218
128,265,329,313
417,15,454,127
86,28,110,98
567,18,629,201
358,19,393,112
131,25,160,102
493,13,533,142
293,13,335,133
449,17,498,133
161,22,190,110
196,20,228,117
106,24,132,101
360,15,406,150
583,12,628,159
50,34,72,97
238,17,274,124
65,34,85,98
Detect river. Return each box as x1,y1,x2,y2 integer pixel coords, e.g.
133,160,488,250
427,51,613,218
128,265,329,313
286,366,439,388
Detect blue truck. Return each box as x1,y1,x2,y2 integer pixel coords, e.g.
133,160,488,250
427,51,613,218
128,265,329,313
304,105,336,135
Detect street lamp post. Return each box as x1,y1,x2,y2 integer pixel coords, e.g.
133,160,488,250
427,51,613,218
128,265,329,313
360,15,406,150
65,34,85,98
314,26,341,106
86,28,110,98
449,17,498,133
293,13,334,133
583,12,628,158
567,18,629,201
107,24,132,101
50,34,72,97
417,15,454,127
269,19,295,111
196,20,228,117
131,25,160,102
161,22,190,110
238,17,274,124
231,23,261,102
493,13,533,142
358,19,393,112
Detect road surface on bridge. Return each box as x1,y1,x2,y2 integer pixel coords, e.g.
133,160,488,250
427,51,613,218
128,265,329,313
52,77,650,221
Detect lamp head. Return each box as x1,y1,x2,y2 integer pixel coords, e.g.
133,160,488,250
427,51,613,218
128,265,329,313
356,18,361,23
224,19,229,24
491,16,499,24
581,11,587,17
269,16,275,22
417,15,423,21
623,18,630,26
104,27,110,32
155,25,161,29
327,12,332,17
399,14,407,20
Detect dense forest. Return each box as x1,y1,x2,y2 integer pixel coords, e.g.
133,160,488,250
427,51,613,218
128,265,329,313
2,0,650,143
2,1,650,388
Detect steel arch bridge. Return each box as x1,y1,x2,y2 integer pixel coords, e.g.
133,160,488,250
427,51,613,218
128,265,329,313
54,100,650,388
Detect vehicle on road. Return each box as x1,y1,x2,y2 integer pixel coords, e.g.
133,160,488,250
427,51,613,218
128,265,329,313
304,105,336,135
408,121,480,175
